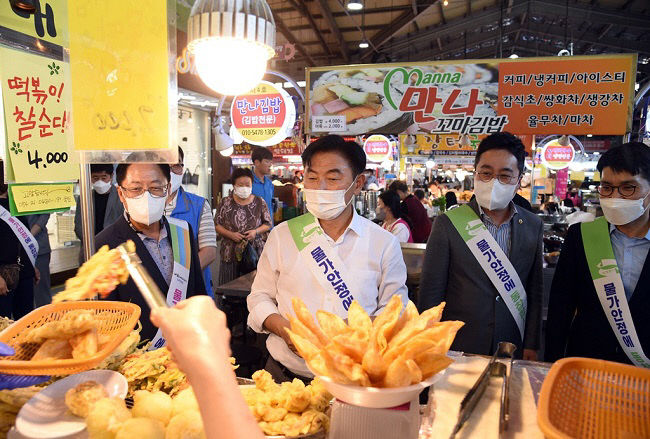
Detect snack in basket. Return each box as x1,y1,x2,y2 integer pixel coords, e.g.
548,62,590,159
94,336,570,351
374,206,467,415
286,295,463,388
65,380,109,418
241,370,332,437
52,241,134,303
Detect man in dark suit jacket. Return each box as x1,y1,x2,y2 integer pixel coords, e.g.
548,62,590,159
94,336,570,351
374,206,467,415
96,161,206,342
546,142,650,366
419,133,543,360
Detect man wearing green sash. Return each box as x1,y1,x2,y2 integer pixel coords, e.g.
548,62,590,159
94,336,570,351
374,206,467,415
546,142,650,367
419,132,543,360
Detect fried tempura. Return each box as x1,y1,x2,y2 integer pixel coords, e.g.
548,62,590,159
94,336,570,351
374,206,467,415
24,310,96,343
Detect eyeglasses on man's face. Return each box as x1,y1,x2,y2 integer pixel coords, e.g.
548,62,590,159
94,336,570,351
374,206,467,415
476,171,520,185
120,185,168,199
597,183,639,198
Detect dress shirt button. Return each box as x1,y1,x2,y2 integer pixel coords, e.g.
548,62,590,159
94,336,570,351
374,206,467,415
518,219,523,224
496,296,501,302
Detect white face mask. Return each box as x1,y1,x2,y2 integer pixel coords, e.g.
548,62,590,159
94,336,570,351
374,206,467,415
303,178,357,220
233,186,252,199
170,170,183,194
93,180,112,195
474,176,517,211
600,193,650,226
124,191,167,226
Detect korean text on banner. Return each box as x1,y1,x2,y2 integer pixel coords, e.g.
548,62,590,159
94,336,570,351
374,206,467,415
399,133,484,157
68,0,171,150
9,183,75,215
0,47,78,183
0,0,68,47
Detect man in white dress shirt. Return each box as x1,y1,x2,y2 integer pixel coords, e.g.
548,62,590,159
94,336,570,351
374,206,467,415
247,135,409,381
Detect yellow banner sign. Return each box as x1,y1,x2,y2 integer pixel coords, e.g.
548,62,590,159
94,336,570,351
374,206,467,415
399,133,485,156
68,0,171,150
0,47,78,183
0,0,68,47
10,183,74,213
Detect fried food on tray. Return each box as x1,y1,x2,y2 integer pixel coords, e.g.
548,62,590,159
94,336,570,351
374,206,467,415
131,390,173,426
114,417,165,439
53,241,134,303
31,339,74,361
287,295,464,388
85,397,132,439
65,380,109,418
241,370,332,437
70,328,99,359
166,410,205,439
24,310,96,343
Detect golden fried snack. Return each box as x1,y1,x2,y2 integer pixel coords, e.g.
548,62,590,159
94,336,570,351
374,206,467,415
86,397,132,439
53,241,134,303
114,417,165,439
31,339,73,360
25,310,96,344
347,301,372,339
65,381,109,418
166,410,206,439
291,297,330,346
322,344,371,386
287,316,322,348
280,379,311,413
132,390,173,426
70,328,99,360
413,350,454,379
316,310,348,340
171,388,199,418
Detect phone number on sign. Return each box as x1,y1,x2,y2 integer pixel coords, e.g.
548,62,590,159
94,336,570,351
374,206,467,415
239,128,279,136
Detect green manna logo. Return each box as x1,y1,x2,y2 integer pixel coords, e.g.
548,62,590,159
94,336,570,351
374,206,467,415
383,67,463,110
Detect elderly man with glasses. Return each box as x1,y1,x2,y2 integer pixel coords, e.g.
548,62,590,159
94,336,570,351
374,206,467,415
419,132,543,361
546,142,650,367
95,160,206,345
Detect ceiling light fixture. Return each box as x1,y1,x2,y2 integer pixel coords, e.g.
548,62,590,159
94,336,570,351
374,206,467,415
443,0,449,6
509,53,519,59
347,0,363,10
359,40,369,49
187,0,276,96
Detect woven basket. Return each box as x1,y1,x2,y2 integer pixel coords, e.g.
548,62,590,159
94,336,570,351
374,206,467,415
538,357,650,439
0,301,140,376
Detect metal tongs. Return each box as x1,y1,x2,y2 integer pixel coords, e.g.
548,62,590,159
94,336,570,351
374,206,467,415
449,342,516,438
117,243,167,310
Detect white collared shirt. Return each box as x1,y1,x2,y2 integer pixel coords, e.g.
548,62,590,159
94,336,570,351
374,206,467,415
247,210,409,376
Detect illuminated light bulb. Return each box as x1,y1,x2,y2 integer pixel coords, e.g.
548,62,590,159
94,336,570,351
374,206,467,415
347,0,363,10
359,40,369,49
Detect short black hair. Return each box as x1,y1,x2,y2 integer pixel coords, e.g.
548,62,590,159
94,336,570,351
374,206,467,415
414,189,425,200
115,152,171,186
388,180,408,193
597,142,650,183
231,167,254,185
475,132,526,174
178,146,184,162
302,135,366,177
90,164,114,175
251,146,273,163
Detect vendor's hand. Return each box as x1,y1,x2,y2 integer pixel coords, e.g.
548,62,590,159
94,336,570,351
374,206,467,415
243,230,257,241
0,276,7,296
263,314,298,356
230,232,246,243
0,342,49,389
34,267,40,285
523,349,538,362
150,297,232,375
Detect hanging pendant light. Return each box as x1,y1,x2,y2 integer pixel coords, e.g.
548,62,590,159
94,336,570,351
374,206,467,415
187,0,276,96
347,0,363,10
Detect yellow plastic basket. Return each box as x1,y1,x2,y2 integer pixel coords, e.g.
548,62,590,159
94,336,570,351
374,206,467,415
538,357,650,439
0,301,140,376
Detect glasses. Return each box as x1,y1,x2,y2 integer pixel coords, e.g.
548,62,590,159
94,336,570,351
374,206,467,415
120,186,168,199
476,171,519,185
597,183,638,198
171,164,184,174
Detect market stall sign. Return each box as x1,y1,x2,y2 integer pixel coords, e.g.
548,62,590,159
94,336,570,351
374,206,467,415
0,47,78,183
306,54,635,136
68,0,172,151
542,140,575,170
231,81,296,147
0,0,68,47
8,182,75,216
363,134,391,162
399,134,484,157
232,139,302,158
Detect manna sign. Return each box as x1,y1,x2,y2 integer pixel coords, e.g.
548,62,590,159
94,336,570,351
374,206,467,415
306,54,635,136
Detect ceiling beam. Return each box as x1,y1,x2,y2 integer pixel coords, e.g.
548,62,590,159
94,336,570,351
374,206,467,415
360,0,439,60
524,22,647,53
286,0,331,56
528,0,650,30
274,15,316,66
314,0,350,62
438,1,447,25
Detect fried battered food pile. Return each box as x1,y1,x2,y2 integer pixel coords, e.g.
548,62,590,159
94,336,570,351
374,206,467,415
0,317,12,333
0,386,41,437
65,380,109,418
287,296,464,388
53,241,134,303
241,370,331,437
25,310,103,361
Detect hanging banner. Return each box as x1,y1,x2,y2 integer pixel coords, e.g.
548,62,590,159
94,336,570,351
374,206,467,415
306,54,635,136
363,134,391,162
232,139,302,158
68,0,173,151
542,139,575,170
0,47,78,183
399,133,484,156
8,182,75,215
0,0,68,47
231,81,296,147
555,168,569,199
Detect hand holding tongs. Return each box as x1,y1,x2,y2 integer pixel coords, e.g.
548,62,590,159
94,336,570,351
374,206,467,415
449,342,516,439
117,242,167,310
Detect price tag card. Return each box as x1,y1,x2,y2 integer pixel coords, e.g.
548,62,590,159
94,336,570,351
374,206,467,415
9,183,75,215
0,47,78,183
312,115,347,132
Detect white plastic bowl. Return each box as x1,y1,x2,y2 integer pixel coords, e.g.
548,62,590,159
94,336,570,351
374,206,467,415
315,370,446,409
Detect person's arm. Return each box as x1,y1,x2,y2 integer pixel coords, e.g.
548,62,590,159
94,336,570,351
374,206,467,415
545,225,581,362
197,201,217,270
392,222,411,244
417,215,451,312
150,297,264,439
214,200,245,243
376,236,409,312
522,219,544,361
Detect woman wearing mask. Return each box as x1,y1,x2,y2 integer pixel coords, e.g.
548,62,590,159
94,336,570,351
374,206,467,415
215,168,271,285
378,190,414,243
95,159,206,343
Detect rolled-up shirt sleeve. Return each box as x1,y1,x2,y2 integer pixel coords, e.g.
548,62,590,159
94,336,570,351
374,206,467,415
376,235,409,313
247,228,281,333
